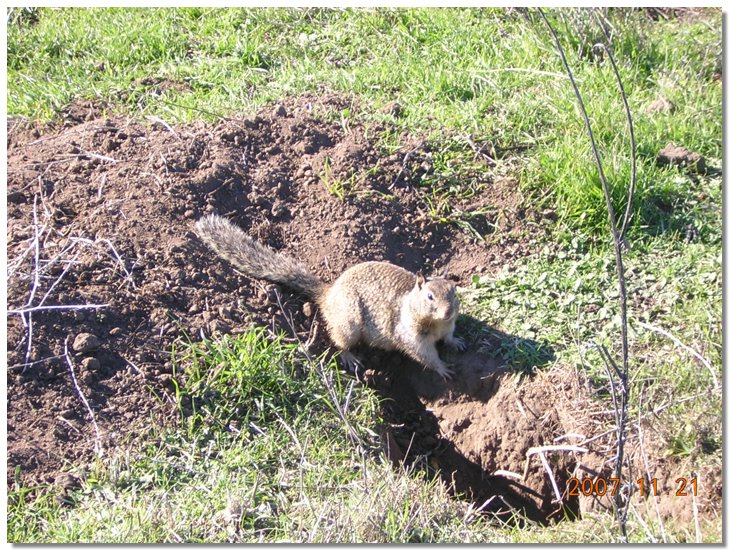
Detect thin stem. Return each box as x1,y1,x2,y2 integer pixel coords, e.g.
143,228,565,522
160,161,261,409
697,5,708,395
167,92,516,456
537,7,631,540
593,11,637,243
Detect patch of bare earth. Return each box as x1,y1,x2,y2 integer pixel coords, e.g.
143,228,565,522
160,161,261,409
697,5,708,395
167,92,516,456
6,94,719,529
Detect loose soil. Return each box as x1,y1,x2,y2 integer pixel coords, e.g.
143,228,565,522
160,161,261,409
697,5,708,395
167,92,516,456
6,93,719,529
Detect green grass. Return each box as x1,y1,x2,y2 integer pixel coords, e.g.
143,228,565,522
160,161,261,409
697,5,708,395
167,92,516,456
8,8,721,241
9,330,382,542
9,329,721,543
7,7,722,543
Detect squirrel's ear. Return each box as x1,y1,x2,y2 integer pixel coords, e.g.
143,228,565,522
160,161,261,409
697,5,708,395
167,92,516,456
416,272,425,289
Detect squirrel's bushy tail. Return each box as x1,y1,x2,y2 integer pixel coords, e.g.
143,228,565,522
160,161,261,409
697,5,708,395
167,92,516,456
196,215,326,299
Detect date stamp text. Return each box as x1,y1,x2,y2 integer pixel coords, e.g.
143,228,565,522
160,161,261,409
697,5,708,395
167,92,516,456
566,477,698,497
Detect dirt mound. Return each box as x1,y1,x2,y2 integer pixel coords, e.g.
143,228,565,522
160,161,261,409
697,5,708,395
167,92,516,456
6,93,717,528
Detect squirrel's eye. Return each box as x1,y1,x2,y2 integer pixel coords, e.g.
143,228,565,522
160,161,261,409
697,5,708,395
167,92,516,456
427,292,434,300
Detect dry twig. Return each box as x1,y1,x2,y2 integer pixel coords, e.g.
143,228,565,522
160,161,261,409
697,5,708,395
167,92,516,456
145,115,180,139
69,236,136,289
537,8,633,539
64,338,103,456
636,320,718,389
637,387,667,542
9,303,109,315
390,141,424,190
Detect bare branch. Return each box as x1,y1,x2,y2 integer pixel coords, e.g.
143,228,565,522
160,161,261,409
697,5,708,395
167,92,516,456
525,444,588,455
146,115,180,139
80,151,117,164
537,451,562,503
64,338,103,456
23,197,45,363
537,7,632,539
637,320,718,389
37,250,82,309
593,12,637,243
26,197,44,309
9,304,109,315
69,236,136,289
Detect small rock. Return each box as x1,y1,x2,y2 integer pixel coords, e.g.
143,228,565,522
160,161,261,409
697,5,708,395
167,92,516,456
109,327,123,337
81,357,101,371
295,164,311,179
81,371,94,385
218,305,233,320
646,97,675,114
55,472,80,490
272,104,287,117
271,201,287,218
7,191,26,204
101,137,119,152
657,143,707,174
209,319,231,335
382,101,403,118
302,302,314,317
183,209,196,219
72,333,100,354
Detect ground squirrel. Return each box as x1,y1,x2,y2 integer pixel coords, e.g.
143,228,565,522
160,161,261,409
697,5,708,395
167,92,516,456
195,214,465,379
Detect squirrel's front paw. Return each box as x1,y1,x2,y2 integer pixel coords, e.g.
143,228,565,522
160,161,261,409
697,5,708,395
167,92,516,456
433,362,454,381
338,350,364,372
445,335,467,351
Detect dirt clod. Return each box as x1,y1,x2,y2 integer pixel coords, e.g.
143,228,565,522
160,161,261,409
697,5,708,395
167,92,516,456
72,333,100,354
80,357,101,372
657,142,707,174
646,97,675,114
382,101,403,118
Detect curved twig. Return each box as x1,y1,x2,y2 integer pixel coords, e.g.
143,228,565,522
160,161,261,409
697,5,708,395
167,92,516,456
537,8,631,540
593,11,637,244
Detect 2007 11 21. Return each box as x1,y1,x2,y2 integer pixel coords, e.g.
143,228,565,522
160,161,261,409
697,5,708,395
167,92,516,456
566,477,698,497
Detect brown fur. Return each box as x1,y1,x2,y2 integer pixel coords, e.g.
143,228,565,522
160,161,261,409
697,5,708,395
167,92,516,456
196,214,464,378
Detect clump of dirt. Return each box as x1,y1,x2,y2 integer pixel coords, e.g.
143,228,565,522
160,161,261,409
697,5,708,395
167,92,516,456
645,97,675,114
656,143,707,174
6,93,719,528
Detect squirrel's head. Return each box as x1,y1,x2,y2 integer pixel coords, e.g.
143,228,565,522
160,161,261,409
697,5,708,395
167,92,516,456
413,273,459,321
